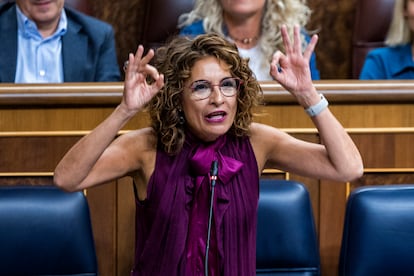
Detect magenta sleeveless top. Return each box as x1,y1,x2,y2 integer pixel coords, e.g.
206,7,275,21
131,132,259,275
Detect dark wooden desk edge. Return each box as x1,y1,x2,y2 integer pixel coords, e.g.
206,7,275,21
1,80,414,106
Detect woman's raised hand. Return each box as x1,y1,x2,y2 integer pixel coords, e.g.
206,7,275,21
122,45,164,115
270,25,318,97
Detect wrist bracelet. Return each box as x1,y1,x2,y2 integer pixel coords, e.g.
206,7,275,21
305,94,329,117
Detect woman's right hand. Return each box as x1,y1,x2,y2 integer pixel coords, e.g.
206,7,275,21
122,45,164,116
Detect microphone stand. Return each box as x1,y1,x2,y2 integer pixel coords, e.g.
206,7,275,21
205,160,218,276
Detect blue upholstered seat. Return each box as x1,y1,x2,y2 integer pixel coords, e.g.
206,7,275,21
339,184,414,276
0,185,97,276
257,179,320,275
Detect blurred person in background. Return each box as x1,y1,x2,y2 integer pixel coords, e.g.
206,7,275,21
178,0,320,81
0,0,120,83
360,0,414,79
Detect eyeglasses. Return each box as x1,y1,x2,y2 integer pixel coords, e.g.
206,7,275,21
188,77,242,100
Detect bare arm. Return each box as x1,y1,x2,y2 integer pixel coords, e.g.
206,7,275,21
54,46,164,191
254,25,363,181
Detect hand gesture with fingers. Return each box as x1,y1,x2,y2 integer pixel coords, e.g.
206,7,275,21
270,25,318,96
122,46,164,115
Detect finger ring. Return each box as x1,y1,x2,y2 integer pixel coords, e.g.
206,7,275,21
123,60,129,72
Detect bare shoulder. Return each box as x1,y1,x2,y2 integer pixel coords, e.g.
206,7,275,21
119,127,157,148
248,122,294,171
249,122,288,144
249,122,279,151
110,127,157,169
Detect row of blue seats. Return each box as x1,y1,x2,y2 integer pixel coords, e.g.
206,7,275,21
1,181,413,275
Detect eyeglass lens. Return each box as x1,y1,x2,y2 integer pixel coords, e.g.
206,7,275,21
190,77,240,99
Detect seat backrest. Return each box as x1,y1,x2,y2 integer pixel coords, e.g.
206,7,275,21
351,0,395,78
339,184,414,276
140,0,194,50
257,179,320,275
0,185,97,276
65,0,93,16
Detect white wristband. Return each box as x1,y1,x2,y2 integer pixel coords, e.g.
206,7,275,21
305,94,329,117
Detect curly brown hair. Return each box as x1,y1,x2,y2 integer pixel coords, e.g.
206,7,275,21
147,33,263,155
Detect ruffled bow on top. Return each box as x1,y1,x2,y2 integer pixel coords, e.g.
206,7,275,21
185,134,244,275
132,132,260,276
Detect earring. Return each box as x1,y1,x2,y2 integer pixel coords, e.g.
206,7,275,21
123,60,129,72
178,109,185,125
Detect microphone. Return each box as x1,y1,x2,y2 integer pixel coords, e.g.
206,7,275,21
210,160,218,187
205,160,218,276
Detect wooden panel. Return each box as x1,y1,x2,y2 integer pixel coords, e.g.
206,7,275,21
87,183,117,276
1,81,413,276
117,177,136,276
319,179,347,276
355,132,414,168
0,176,53,186
1,81,413,131
356,172,414,186
0,136,78,172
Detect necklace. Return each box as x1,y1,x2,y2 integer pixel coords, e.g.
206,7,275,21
228,35,259,45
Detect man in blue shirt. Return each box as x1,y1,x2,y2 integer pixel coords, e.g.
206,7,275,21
0,0,120,83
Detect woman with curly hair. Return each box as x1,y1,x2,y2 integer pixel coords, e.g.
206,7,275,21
178,0,320,80
54,27,362,275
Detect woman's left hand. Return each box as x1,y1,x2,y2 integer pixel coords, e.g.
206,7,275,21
270,25,318,99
